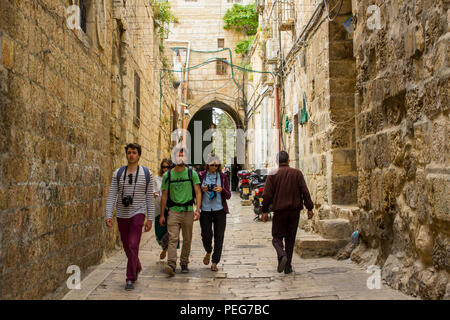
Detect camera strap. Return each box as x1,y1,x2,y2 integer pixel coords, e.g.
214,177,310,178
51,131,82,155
121,165,140,200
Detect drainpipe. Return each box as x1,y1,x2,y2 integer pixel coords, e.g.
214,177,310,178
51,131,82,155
275,84,281,153
182,41,191,147
165,40,191,147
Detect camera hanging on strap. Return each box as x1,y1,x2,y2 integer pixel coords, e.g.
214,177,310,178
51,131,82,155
121,166,139,207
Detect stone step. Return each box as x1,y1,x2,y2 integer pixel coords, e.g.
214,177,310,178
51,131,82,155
317,218,352,240
316,205,359,232
294,230,349,258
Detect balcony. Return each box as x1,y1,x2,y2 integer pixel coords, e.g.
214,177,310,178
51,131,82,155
278,0,295,31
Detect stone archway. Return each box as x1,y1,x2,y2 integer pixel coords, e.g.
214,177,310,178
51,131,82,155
188,100,244,130
186,100,244,166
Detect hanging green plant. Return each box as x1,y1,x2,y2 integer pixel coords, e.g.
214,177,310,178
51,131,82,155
223,3,258,36
235,35,255,56
223,3,258,58
151,0,178,50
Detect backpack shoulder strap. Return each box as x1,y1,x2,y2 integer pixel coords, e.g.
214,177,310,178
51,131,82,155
116,166,127,192
142,166,151,194
168,169,172,184
188,167,195,201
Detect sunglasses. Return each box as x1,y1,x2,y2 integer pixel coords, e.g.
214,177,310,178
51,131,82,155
161,165,170,169
128,174,133,185
209,164,219,167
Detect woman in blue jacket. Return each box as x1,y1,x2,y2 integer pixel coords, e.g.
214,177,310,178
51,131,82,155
198,155,231,271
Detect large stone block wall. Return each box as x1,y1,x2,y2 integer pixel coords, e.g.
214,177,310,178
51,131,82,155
112,0,177,174
328,0,357,205
281,0,357,210
0,0,176,299
352,0,449,299
287,18,331,208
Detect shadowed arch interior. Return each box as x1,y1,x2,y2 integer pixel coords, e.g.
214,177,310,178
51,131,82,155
187,100,242,165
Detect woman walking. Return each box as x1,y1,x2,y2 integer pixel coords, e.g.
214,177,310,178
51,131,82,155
154,158,172,260
198,155,231,271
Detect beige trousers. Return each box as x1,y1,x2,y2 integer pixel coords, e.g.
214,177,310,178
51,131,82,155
167,210,194,267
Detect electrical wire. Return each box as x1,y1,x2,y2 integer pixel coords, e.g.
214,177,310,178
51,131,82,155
324,0,344,21
159,54,275,120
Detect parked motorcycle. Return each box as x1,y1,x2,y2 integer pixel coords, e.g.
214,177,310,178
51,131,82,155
237,170,251,200
249,169,267,193
250,169,272,221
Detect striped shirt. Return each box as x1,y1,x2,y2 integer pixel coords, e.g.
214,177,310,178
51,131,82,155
105,166,155,221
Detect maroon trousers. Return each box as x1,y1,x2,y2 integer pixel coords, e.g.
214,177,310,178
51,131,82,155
117,213,145,282
272,210,300,269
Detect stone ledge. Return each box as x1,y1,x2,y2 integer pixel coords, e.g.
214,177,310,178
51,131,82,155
317,218,352,240
295,231,349,259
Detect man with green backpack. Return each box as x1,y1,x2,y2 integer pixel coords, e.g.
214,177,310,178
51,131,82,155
159,148,202,276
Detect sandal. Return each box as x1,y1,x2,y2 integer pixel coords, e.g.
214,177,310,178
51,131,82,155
211,263,218,272
160,250,167,260
203,253,211,265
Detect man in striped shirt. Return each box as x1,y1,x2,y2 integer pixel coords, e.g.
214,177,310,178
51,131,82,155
105,143,155,290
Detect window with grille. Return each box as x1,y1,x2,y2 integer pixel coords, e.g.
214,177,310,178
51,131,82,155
216,58,227,75
218,38,224,48
134,72,141,124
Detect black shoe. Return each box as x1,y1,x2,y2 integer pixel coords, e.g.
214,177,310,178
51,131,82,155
284,265,293,274
277,256,287,273
181,264,189,273
125,280,134,290
165,264,175,277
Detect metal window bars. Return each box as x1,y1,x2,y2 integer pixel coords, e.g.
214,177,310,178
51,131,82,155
278,0,295,31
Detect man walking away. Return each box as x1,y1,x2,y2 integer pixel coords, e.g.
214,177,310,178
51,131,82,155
261,151,314,274
159,148,202,276
105,143,155,290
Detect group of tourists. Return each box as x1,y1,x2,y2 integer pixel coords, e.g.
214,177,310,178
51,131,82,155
106,143,231,290
105,143,313,291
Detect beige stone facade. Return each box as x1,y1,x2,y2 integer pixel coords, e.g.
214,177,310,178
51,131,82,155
165,0,254,152
247,0,449,299
0,0,177,299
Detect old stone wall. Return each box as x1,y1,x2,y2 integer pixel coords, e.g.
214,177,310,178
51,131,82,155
251,0,357,209
352,0,449,299
284,0,333,210
0,0,176,299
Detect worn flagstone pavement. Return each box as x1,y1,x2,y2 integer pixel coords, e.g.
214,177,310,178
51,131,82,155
63,192,415,300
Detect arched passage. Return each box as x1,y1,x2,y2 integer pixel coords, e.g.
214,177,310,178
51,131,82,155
188,100,244,129
187,100,243,167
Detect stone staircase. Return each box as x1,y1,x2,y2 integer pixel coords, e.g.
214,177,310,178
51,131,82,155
295,205,359,258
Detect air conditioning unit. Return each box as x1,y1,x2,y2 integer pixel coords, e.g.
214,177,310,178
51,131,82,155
266,38,278,64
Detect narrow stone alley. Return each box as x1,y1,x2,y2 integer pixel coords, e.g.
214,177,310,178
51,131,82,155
63,193,413,300
1,0,447,301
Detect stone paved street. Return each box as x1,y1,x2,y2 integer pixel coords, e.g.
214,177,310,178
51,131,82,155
63,193,414,300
